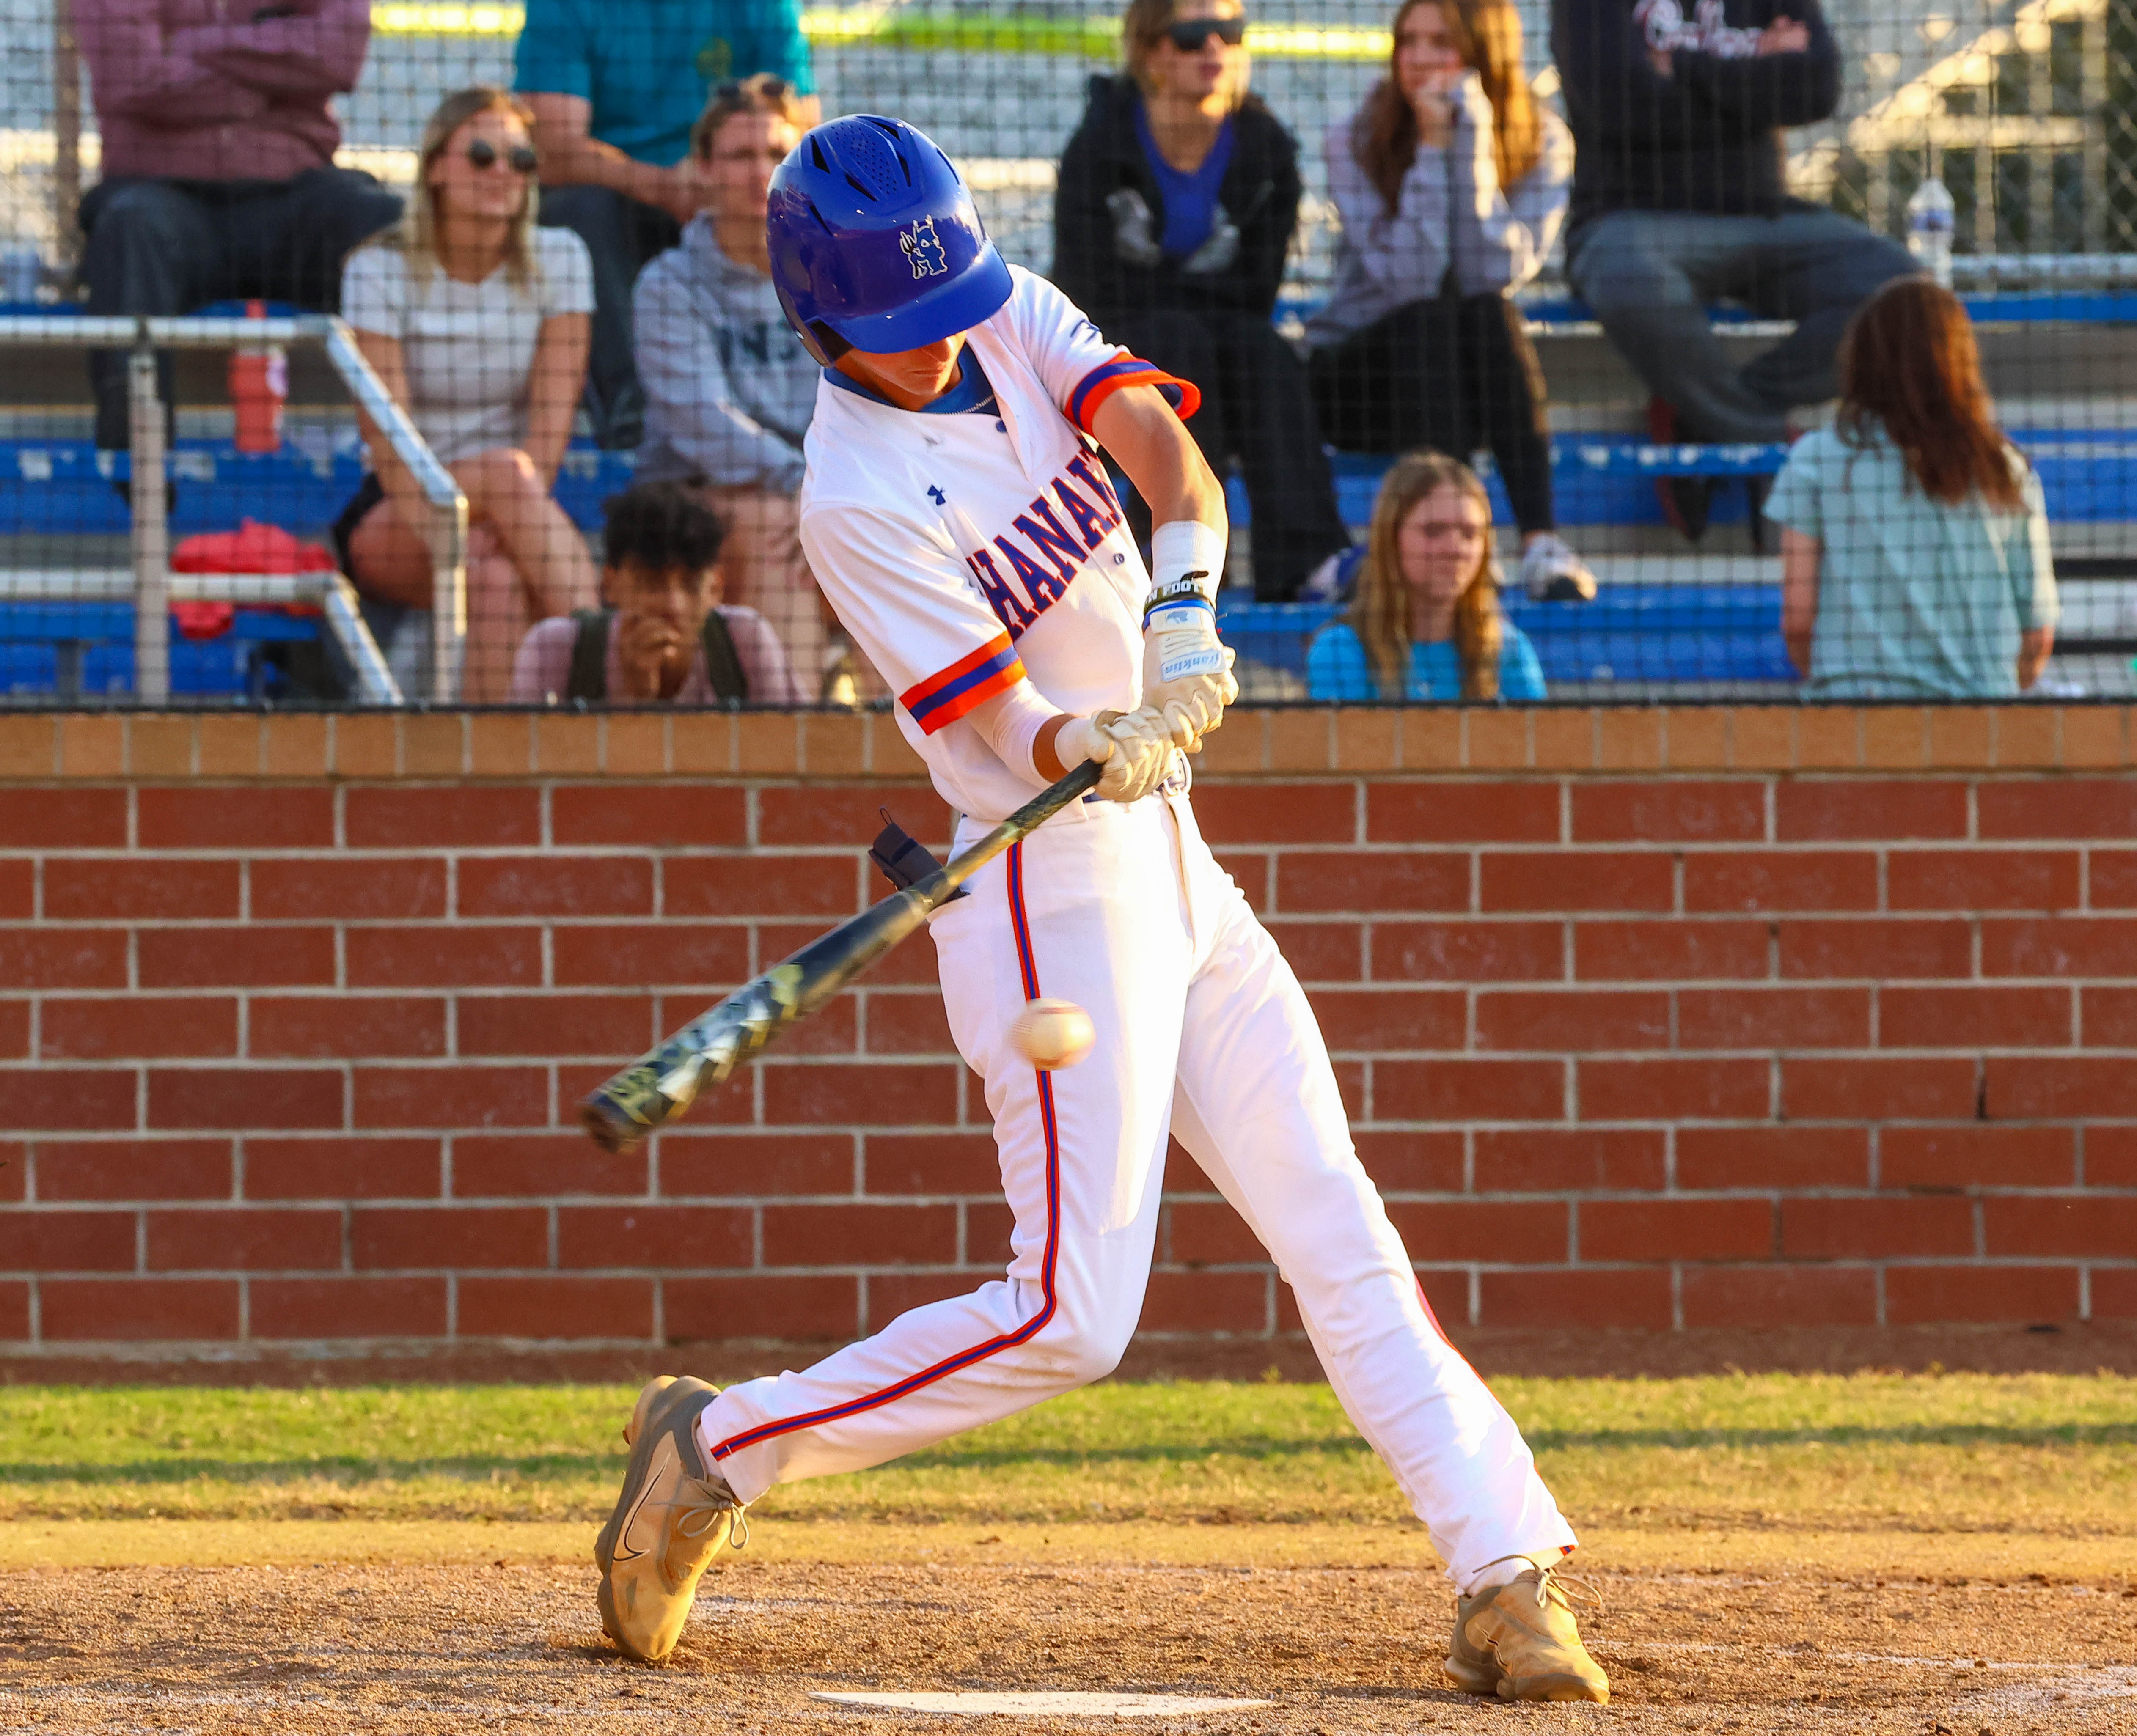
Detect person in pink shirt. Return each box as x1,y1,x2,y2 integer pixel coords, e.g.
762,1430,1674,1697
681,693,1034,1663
74,0,401,451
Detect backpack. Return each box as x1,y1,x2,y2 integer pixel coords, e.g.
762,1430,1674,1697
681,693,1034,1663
563,608,748,706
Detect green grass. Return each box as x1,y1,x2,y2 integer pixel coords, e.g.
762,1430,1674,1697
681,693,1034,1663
2,1374,2132,1536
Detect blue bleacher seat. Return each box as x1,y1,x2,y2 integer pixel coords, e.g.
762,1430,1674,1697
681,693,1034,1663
0,602,322,701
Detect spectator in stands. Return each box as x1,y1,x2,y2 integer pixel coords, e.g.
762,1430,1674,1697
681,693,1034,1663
1053,0,1350,601
336,88,601,703
1771,278,2055,700
1309,0,1595,604
1306,450,1545,701
634,76,832,690
73,0,401,452
511,480,804,703
1550,0,1913,539
515,0,818,448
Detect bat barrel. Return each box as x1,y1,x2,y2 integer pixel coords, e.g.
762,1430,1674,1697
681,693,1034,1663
579,1090,651,1155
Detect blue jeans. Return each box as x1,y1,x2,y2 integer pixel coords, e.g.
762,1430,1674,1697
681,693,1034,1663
1566,206,1914,442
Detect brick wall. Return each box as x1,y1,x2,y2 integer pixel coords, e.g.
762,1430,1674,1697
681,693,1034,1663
1,703,2134,1354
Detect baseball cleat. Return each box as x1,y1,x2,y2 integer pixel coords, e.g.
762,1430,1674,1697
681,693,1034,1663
594,1376,749,1663
1446,1559,1610,1703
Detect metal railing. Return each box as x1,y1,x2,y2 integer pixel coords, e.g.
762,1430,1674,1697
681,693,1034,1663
0,312,466,705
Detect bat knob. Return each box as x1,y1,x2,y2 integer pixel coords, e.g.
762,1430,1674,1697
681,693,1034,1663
578,1092,649,1155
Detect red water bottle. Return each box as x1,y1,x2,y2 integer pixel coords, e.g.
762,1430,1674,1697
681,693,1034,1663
229,299,287,453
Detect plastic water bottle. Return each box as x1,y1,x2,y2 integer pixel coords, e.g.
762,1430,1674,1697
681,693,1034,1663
228,298,288,453
1906,176,1955,288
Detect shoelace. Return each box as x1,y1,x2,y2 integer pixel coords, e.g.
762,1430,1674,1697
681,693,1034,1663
1474,1554,1606,1618
657,1477,751,1556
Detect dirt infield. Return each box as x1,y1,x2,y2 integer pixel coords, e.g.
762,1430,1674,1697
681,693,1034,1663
5,1555,2133,1734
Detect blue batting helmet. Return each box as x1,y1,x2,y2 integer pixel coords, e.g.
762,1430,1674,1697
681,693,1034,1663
767,115,1014,366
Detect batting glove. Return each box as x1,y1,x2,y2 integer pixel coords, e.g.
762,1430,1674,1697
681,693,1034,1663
1055,709,1174,804
1143,520,1239,752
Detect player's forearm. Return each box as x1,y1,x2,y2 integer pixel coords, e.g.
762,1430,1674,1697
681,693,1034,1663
1091,386,1225,534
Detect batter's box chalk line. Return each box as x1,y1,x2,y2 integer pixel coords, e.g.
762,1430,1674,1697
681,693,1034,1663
810,1690,1275,1717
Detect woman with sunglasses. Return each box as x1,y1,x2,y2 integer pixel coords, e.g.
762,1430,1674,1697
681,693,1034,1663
337,87,601,700
1053,0,1351,601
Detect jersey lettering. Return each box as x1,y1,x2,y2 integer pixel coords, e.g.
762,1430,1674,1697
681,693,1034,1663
966,546,1037,633
1051,477,1111,550
1065,453,1123,524
993,532,1068,611
1011,497,1086,586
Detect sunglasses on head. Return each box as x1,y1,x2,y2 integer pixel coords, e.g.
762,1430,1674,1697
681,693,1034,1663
465,137,540,173
1165,16,1245,50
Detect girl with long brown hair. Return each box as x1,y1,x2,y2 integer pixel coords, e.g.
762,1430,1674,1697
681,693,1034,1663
1306,450,1545,701
1768,277,2057,699
1306,0,1592,604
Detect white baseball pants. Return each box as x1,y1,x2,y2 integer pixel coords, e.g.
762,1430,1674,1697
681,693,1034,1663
698,791,1576,1589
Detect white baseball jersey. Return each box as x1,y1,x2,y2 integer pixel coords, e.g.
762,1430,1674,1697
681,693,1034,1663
798,266,1193,821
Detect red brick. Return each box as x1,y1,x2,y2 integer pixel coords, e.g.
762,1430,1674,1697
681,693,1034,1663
40,996,237,1061
250,858,446,920
344,787,540,849
1678,987,1870,1049
1778,781,1969,841
551,924,752,989
355,1065,545,1132
1266,920,1364,983
666,1273,858,1340
0,1143,20,1205
1388,1199,1568,1263
0,1069,135,1131
0,861,29,920
1473,1128,1662,1193
457,856,652,919
0,788,126,849
1882,1126,2073,1190
2091,1127,2137,1185
246,1137,441,1200
1368,782,1557,844
1583,1198,1773,1261
1168,1199,1265,1264
345,928,542,989
1781,1196,1973,1258
2094,851,2137,908
0,1208,137,1271
456,1276,654,1338
760,1062,960,1127
41,1277,239,1340
139,926,336,989
250,996,446,1060
1580,1058,1768,1121
1375,920,1563,983
1191,783,1355,844
0,1279,28,1340
149,1067,341,1130
1353,1130,1466,1193
2084,986,2137,1047
146,1208,341,1272
553,784,748,848
2087,1269,2137,1318
352,1206,547,1269
762,1202,957,1265
1574,922,1768,982
757,785,953,849
1982,918,2137,979
1985,1056,2137,1119
44,857,238,920
137,787,333,850
970,1197,1021,1267
1482,852,1673,913
1681,851,1878,913
1677,1127,1869,1190
1572,781,1764,843
1309,988,1466,1052
558,1204,752,1269
1474,990,1670,1052
1213,851,1268,911
1412,1269,1474,1334
1779,920,1972,981
858,989,950,1058
1478,1268,1672,1330
1881,986,2071,1049
657,1132,854,1197
33,1138,230,1201
864,1270,990,1329
1977,779,2137,840
1783,1057,1975,1120
1888,849,2081,912
1984,1195,2137,1257
250,1276,448,1338
456,994,655,1059
1375,1058,1564,1122
0,930,128,991
1886,1264,2079,1324
0,998,25,1059
858,1132,992,1196
1681,1265,1878,1327
1277,851,1467,915
451,1133,645,1198
1139,1269,1269,1333
665,855,860,919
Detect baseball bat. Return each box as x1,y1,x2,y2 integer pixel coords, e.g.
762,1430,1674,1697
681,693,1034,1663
578,756,1105,1153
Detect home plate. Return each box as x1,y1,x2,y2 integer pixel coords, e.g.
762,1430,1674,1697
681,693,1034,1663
811,1690,1273,1717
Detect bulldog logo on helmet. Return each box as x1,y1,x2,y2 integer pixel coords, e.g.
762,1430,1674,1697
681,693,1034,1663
900,217,950,279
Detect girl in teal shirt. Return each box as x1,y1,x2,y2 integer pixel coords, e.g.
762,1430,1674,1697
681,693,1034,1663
1306,450,1546,701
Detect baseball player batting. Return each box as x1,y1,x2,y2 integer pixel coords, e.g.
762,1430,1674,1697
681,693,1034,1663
594,113,1607,1704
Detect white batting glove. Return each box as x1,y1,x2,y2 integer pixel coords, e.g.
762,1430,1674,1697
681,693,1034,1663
1143,520,1238,752
1054,709,1174,805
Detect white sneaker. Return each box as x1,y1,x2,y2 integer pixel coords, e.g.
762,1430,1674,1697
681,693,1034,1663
1518,535,1598,603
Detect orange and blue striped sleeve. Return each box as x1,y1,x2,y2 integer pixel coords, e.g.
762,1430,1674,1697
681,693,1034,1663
1065,354,1202,435
899,633,1026,735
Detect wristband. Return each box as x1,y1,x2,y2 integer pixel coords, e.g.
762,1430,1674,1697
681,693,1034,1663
1145,519,1226,622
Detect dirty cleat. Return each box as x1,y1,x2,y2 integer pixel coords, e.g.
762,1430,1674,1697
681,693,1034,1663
1446,1558,1609,1703
594,1376,748,1663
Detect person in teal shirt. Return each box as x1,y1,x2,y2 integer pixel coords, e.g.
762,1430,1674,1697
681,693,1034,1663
516,0,817,448
1306,450,1547,702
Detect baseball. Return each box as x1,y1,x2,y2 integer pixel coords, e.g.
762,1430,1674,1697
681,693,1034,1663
1010,997,1096,1070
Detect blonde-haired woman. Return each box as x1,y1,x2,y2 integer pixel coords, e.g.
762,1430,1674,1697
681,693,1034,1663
336,87,601,699
1306,451,1545,701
